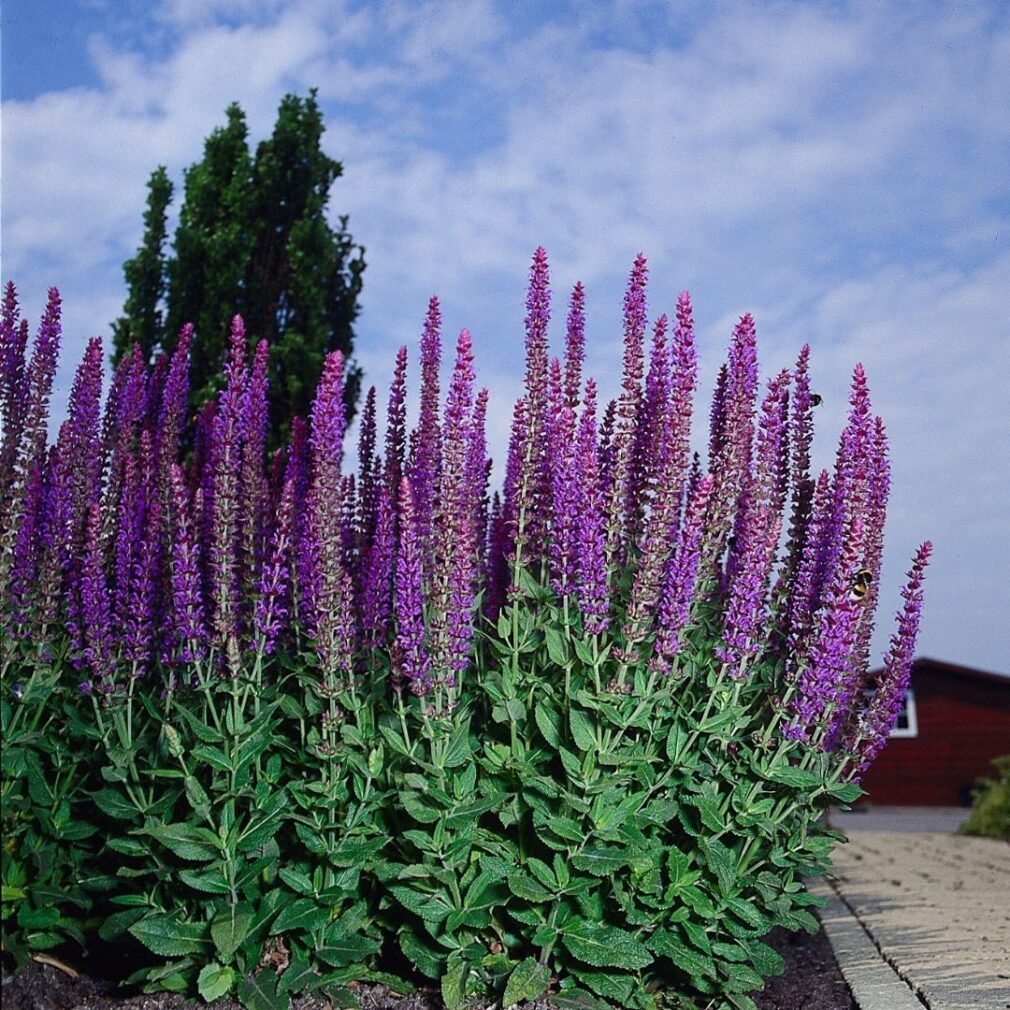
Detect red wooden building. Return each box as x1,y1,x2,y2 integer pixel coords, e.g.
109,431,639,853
859,657,1010,806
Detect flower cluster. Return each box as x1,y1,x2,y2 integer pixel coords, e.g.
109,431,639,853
1,256,927,762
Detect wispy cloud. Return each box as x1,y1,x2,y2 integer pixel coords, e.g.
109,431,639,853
3,0,1008,670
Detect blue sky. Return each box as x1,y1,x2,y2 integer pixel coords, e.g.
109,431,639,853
3,0,1009,673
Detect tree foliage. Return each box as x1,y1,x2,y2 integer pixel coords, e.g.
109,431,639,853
112,91,365,442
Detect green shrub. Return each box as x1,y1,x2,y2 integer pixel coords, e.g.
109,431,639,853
960,756,1010,841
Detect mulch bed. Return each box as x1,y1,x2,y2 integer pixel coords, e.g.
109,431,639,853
2,926,854,1010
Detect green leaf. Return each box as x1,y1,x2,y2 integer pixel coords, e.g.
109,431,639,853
179,867,231,895
443,720,473,768
212,908,252,958
550,989,612,1010
701,838,737,896
278,867,314,896
198,963,235,1002
534,704,562,748
764,765,822,789
143,822,220,861
399,930,446,979
440,953,468,1010
129,914,208,957
568,966,635,1003
277,960,319,995
562,921,652,969
192,744,234,772
105,836,147,857
236,971,287,1010
317,934,381,967
571,846,628,876
93,788,139,820
503,957,550,1008
744,938,785,977
648,929,717,979
507,873,553,902
665,721,688,763
688,792,725,832
826,781,863,804
568,709,596,752
98,908,146,941
724,962,766,993
544,626,570,666
271,898,327,936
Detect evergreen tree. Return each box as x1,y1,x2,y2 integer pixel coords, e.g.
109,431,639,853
113,91,365,441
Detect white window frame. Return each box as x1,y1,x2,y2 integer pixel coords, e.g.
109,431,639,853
889,688,918,738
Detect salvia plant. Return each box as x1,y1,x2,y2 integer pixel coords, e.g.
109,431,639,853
0,253,930,1010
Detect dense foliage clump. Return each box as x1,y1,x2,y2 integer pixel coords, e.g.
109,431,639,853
960,756,1010,841
1,252,929,1010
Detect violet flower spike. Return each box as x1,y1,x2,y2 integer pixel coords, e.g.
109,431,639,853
563,282,585,410
79,501,115,692
409,298,442,581
851,542,932,774
431,329,477,684
361,480,396,650
575,380,609,635
167,463,206,663
393,477,431,694
655,473,714,664
254,477,296,656
357,385,380,548
20,287,62,474
156,325,192,489
384,346,408,517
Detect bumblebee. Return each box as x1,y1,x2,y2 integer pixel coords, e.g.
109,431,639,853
849,568,872,601
811,393,823,406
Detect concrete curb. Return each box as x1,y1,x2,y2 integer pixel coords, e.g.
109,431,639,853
810,878,926,1010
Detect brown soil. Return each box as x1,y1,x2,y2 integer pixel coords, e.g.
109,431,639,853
1,927,854,1010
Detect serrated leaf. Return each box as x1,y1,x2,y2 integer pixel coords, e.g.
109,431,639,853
764,765,822,789
665,721,688,763
98,907,146,941
508,873,553,902
92,789,139,821
568,709,596,752
544,626,570,666
562,921,652,969
744,938,785,977
399,930,446,979
236,971,287,1010
688,793,725,832
198,963,235,1002
143,823,220,861
270,898,327,936
129,914,207,957
440,954,468,1010
179,867,231,895
550,989,612,1010
443,720,473,768
278,867,314,896
571,846,627,876
648,928,717,979
212,908,252,957
826,781,862,804
534,704,562,748
569,966,635,1002
503,957,550,1008
277,961,319,996
317,934,381,967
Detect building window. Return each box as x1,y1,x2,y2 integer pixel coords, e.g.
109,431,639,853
889,689,918,738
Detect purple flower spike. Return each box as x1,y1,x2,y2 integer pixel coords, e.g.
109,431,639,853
357,385,380,547
655,473,714,664
156,325,192,487
238,338,270,599
21,287,62,472
704,315,758,565
409,298,442,581
519,248,552,556
361,480,396,650
79,501,114,691
575,380,608,635
0,284,28,518
121,433,159,672
563,282,586,410
384,346,409,515
208,318,248,658
466,387,491,570
603,254,648,569
309,349,356,679
254,477,296,656
548,359,578,597
62,338,105,556
393,477,431,694
431,329,477,683
6,460,44,635
851,542,932,774
167,463,206,663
